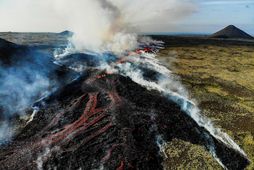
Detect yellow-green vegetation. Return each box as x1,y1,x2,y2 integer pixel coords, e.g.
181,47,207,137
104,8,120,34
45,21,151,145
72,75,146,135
163,139,222,170
158,45,254,169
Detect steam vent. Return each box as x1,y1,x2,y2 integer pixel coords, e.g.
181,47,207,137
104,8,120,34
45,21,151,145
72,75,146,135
0,37,250,170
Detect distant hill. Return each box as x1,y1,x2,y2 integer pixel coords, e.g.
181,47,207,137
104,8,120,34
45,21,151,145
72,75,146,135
59,30,73,36
210,25,253,39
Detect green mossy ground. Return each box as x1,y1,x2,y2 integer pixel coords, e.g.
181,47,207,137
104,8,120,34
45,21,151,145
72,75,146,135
158,45,254,169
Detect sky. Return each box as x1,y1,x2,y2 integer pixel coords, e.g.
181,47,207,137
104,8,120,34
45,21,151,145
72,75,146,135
178,0,254,34
0,0,253,35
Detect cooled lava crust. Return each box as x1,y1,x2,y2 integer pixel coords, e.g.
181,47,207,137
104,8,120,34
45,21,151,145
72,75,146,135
0,70,249,170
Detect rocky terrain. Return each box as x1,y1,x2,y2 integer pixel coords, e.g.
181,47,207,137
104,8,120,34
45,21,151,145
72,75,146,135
0,34,252,169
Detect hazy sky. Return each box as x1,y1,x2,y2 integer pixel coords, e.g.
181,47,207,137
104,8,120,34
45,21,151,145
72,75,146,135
181,0,254,34
0,0,253,35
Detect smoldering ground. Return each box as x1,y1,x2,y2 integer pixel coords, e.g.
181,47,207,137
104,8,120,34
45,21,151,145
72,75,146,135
0,47,76,144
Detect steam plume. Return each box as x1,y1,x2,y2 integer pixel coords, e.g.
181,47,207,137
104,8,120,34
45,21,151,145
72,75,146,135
0,0,196,52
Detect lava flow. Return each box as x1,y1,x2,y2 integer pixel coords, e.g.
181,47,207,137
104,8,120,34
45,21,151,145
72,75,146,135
0,41,250,170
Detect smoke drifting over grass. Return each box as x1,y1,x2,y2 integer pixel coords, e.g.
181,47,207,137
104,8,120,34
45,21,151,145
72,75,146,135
0,0,196,52
107,48,248,168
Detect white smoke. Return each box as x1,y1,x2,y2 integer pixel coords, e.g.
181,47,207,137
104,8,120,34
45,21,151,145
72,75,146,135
0,0,196,52
0,63,51,145
0,121,13,145
0,48,73,145
26,107,39,125
36,147,51,170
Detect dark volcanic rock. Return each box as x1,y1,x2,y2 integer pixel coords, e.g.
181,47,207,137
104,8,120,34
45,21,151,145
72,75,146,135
0,70,249,170
0,37,76,82
0,38,28,64
210,25,253,39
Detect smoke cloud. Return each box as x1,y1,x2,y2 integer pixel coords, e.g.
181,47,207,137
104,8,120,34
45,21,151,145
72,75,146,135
0,0,196,52
0,50,71,144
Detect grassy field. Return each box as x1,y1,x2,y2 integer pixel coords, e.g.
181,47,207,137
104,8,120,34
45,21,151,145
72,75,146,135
157,42,254,169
